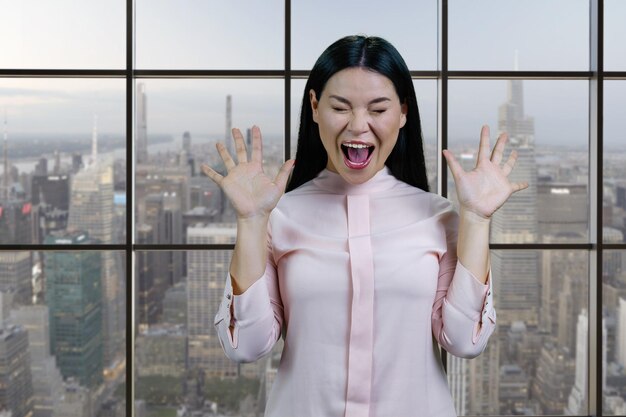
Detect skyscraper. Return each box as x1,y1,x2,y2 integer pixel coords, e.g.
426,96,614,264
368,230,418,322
45,232,103,389
136,83,149,164
0,252,32,306
491,76,539,327
67,132,123,366
10,305,64,417
565,309,588,415
186,224,238,377
617,297,626,368
0,324,35,417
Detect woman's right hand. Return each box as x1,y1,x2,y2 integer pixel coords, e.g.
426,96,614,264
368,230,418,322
201,125,295,220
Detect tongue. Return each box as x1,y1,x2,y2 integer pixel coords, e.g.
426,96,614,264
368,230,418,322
347,147,369,163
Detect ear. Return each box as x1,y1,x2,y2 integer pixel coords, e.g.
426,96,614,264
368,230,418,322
399,101,408,128
310,89,319,123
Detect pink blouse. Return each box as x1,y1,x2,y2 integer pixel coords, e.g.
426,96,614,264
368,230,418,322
214,166,496,417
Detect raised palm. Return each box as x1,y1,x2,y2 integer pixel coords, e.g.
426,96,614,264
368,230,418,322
201,126,295,220
443,125,528,219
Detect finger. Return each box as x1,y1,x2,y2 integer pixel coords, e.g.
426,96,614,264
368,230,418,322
491,132,508,165
232,128,248,164
511,181,529,193
442,149,465,181
476,125,491,163
250,125,263,164
501,149,518,177
201,163,223,185
274,159,296,192
216,142,236,171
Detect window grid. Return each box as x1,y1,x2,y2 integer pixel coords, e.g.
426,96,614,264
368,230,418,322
0,0,625,416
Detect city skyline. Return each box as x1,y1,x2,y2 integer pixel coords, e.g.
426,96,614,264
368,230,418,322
0,2,624,416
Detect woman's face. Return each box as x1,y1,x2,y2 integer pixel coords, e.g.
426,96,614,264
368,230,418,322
310,67,407,184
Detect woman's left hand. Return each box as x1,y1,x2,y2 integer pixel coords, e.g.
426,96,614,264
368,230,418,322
442,125,529,220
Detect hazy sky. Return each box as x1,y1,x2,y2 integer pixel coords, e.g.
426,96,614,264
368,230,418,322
0,0,624,148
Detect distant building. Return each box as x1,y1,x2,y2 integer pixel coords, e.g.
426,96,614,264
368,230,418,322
531,341,575,414
45,232,103,389
186,224,238,377
52,380,91,417
537,183,587,240
136,83,149,164
10,305,64,417
565,310,588,415
0,198,36,244
0,324,34,417
31,174,70,211
67,159,123,366
0,252,32,306
135,324,186,378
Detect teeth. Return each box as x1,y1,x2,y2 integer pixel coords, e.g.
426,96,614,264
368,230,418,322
344,143,371,149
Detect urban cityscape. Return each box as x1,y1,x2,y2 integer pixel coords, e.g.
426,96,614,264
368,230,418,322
0,74,624,417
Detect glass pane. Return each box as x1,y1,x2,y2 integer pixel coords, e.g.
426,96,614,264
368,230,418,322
605,0,626,70
604,81,626,243
448,80,589,243
136,0,283,70
134,249,282,414
449,0,589,71
290,78,439,192
603,250,626,415
449,250,589,415
0,249,126,416
291,0,437,71
134,79,284,241
0,78,126,245
0,1,125,69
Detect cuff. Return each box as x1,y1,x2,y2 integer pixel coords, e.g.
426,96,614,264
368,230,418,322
213,275,272,349
446,261,493,323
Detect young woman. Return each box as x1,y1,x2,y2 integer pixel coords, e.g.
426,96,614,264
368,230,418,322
203,35,527,417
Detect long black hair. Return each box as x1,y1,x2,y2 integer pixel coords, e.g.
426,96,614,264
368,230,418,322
286,35,429,192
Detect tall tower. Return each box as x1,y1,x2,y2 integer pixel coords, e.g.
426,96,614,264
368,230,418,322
565,309,588,415
0,324,35,417
0,252,32,306
67,143,123,367
186,224,238,377
491,73,539,327
225,95,232,154
91,115,98,166
136,83,149,164
3,110,8,200
10,305,65,417
45,231,103,389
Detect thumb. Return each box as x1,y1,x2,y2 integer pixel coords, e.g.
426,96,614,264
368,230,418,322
274,159,296,192
442,149,464,181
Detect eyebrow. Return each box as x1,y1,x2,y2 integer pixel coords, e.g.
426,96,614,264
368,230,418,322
328,95,392,105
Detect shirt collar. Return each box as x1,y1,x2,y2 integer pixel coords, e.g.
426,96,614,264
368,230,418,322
311,166,399,195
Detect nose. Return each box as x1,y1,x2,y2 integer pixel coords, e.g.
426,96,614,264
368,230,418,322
347,109,370,136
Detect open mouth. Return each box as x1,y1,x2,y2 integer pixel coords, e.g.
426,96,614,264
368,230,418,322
341,142,375,169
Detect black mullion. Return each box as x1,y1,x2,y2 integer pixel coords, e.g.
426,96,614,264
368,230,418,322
594,0,604,414
604,71,626,79
439,0,449,372
126,0,134,415
0,244,127,251
133,70,285,78
589,0,604,415
134,244,235,251
448,70,592,79
0,69,126,77
284,0,291,160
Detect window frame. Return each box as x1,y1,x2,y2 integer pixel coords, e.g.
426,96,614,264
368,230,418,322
0,1,625,416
